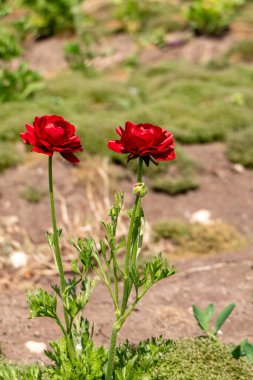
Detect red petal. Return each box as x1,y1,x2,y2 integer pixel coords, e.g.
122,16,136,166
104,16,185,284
60,152,80,163
107,140,125,153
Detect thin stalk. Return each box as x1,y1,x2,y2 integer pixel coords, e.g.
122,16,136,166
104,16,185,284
121,157,143,314
105,325,118,380
106,158,144,380
48,156,75,363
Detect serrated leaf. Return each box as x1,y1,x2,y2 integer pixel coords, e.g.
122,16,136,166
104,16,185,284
214,303,235,335
27,288,57,319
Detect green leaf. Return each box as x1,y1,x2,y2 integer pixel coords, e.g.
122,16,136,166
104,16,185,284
27,288,57,319
243,340,253,363
192,305,212,334
71,258,81,275
46,231,54,249
214,303,235,335
143,254,175,285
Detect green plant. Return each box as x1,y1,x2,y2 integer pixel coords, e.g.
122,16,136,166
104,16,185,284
21,186,45,203
193,303,235,339
0,29,20,61
185,0,245,36
232,339,253,363
64,40,94,72
226,126,253,168
113,0,152,33
72,190,175,380
21,0,83,37
0,0,11,19
44,319,107,380
0,63,44,103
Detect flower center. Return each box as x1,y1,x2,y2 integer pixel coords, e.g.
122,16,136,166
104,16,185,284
44,123,66,144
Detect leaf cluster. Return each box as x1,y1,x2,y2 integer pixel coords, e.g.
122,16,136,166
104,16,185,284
20,0,83,37
232,339,253,363
0,29,20,61
0,63,44,103
185,0,245,36
44,329,106,380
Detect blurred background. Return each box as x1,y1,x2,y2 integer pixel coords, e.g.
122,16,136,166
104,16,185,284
0,0,253,363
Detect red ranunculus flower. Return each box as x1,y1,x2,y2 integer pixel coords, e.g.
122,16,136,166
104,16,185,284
108,121,175,166
20,115,83,163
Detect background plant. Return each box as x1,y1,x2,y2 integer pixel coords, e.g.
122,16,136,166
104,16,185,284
0,63,44,103
20,0,83,37
232,339,253,364
185,0,245,36
193,303,235,339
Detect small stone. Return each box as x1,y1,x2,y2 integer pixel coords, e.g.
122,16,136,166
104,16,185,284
25,341,46,354
10,251,28,269
190,209,212,225
232,163,245,174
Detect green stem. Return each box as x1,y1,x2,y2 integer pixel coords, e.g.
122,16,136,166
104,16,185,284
48,156,75,363
105,325,119,380
121,157,143,314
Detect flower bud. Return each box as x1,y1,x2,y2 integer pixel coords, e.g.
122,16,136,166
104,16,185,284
133,182,148,197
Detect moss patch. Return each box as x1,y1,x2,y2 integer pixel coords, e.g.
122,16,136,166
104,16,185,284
226,126,253,168
153,219,245,256
152,338,253,380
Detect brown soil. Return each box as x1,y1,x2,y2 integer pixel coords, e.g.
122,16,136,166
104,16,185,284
1,143,253,363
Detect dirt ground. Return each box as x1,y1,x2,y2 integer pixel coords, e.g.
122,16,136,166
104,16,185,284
2,2,253,364
0,143,253,363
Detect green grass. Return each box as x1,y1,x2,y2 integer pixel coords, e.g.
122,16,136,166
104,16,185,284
1,62,253,173
226,126,253,168
0,338,252,379
226,39,253,62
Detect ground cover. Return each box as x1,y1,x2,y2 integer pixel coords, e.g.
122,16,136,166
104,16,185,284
1,338,253,379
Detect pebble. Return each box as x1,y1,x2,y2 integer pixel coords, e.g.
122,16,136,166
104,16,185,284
25,341,47,354
232,163,245,174
10,251,28,269
189,209,212,225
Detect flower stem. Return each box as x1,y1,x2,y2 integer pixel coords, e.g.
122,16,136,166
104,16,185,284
121,157,143,315
48,156,75,363
106,158,144,380
105,325,118,380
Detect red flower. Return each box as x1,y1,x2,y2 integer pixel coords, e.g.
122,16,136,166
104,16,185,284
20,115,83,163
108,121,175,166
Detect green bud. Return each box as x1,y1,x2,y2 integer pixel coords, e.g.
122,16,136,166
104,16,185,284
133,182,148,197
